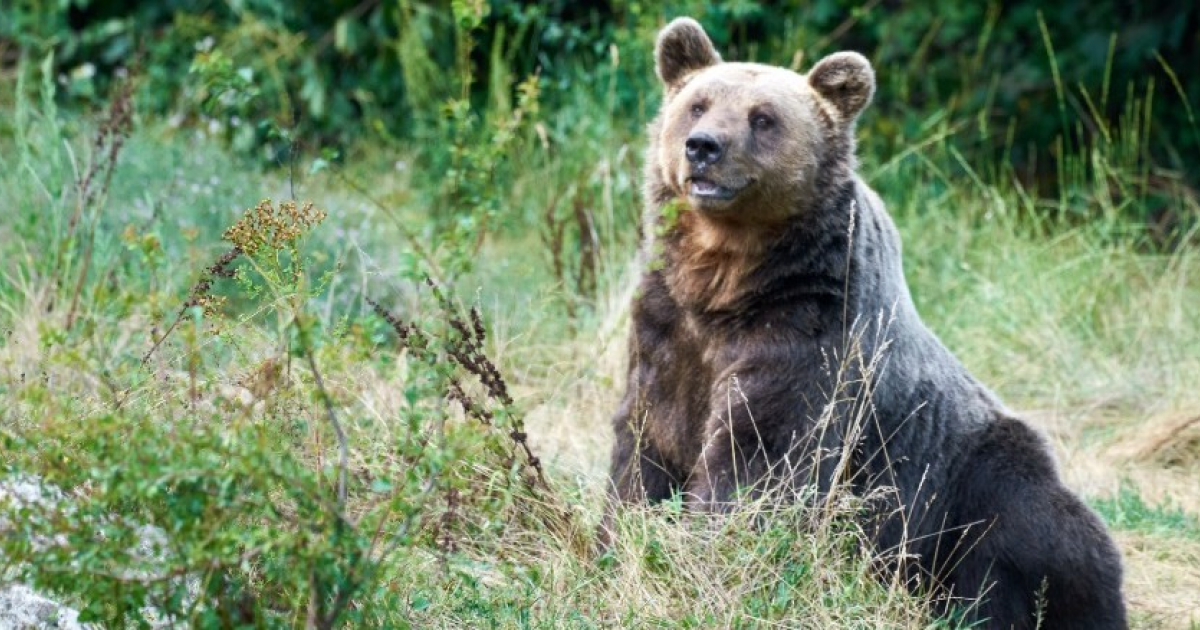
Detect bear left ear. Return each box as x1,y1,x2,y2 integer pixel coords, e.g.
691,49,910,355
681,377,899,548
808,52,875,124
655,17,721,89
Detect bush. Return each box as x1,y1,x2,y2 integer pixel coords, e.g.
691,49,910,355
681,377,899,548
1,195,568,626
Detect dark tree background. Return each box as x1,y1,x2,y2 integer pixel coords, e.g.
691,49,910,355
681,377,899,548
2,1,1196,188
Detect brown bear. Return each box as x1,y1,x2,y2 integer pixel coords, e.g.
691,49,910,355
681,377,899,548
606,17,1127,629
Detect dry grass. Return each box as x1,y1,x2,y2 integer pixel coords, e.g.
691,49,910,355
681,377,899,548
1022,407,1200,627
1118,532,1200,627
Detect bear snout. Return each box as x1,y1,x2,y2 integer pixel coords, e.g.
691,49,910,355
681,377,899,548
685,131,724,166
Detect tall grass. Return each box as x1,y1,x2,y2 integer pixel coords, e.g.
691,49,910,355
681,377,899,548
1,26,1199,628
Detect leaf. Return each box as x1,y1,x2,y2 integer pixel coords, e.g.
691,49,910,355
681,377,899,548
335,17,354,54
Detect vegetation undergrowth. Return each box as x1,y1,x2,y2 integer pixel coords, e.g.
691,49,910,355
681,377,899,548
1,5,1199,628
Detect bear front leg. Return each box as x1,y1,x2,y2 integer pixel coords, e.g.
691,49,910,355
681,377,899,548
686,425,768,510
685,371,783,511
608,407,678,504
600,396,681,547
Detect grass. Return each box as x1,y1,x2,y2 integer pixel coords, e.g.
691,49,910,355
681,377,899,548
1,54,1199,628
1092,483,1200,542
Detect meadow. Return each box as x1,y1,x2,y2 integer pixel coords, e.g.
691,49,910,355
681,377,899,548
1,3,1199,628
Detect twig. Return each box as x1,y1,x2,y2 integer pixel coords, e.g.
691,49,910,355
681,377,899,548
311,0,383,57
299,316,348,507
811,0,884,53
143,247,242,366
1139,415,1200,459
37,546,265,585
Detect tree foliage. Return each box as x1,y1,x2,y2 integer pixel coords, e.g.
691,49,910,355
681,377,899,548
3,0,1196,182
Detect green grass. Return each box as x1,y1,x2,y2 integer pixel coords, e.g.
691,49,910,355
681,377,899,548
1092,483,1200,541
2,50,1199,628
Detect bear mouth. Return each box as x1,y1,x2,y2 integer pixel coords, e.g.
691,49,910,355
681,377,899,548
688,177,751,202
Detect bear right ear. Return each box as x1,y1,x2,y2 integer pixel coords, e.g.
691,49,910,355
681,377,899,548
655,18,721,88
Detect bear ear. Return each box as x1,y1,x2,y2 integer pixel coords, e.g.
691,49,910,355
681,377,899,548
655,17,721,88
808,52,875,123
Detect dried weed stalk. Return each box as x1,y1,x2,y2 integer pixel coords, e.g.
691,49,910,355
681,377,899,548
64,77,135,330
222,199,327,257
539,179,599,321
142,247,241,365
366,286,547,491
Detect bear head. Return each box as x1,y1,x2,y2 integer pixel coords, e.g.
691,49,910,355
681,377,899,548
652,17,875,225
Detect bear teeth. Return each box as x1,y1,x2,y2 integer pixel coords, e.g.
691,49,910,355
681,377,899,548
691,179,719,195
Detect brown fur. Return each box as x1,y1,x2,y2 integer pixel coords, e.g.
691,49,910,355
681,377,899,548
666,211,779,311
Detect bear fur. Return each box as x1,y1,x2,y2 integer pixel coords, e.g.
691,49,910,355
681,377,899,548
606,17,1126,629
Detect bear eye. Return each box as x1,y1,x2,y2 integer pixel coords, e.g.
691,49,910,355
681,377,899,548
751,113,775,130
689,103,706,119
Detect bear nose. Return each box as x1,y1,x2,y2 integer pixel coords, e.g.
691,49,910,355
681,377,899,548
685,132,723,166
